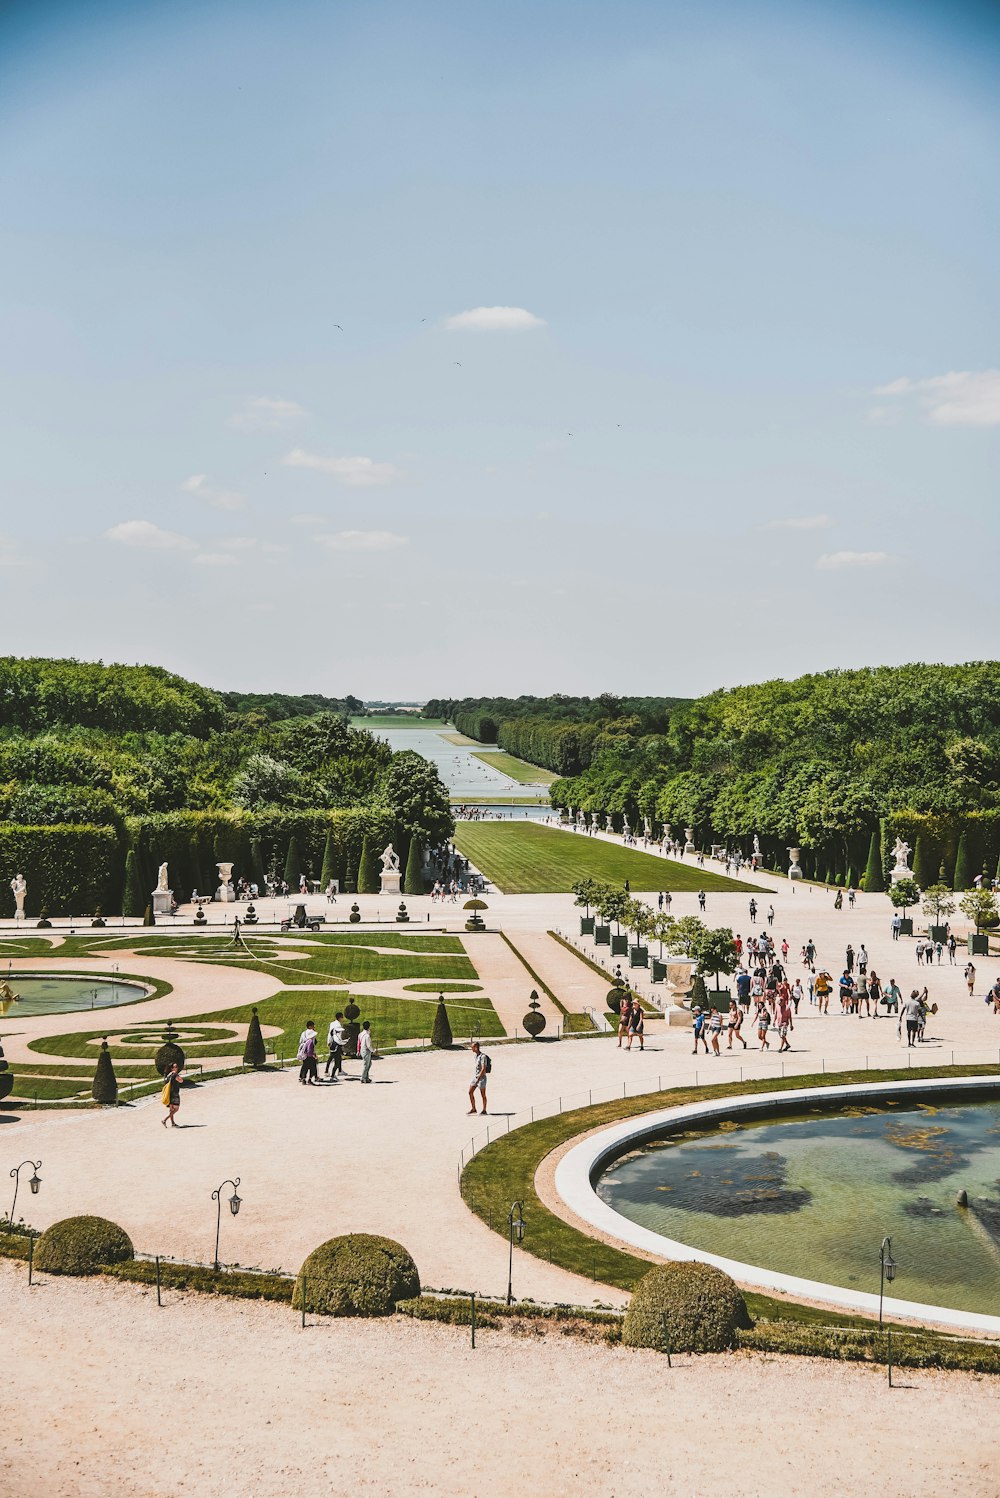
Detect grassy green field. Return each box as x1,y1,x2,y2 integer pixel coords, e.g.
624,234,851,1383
350,715,447,729
452,795,548,806
472,750,558,785
453,822,761,894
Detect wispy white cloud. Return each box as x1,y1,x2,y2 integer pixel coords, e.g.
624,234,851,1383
105,520,195,551
816,550,892,571
229,396,308,433
765,514,831,531
181,473,246,511
289,512,326,527
0,534,27,567
319,530,408,552
283,449,403,487
193,552,239,567
445,306,545,332
872,370,1000,427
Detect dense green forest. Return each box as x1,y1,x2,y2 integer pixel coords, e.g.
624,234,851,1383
424,694,690,773
218,689,364,720
0,658,451,915
546,663,1000,888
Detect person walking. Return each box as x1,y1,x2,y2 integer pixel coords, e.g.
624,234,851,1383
697,890,706,912
767,904,775,927
790,977,804,1013
891,912,902,941
749,898,757,922
915,939,925,966
359,1021,374,1083
965,962,976,998
325,1012,346,1079
726,999,747,1050
756,999,771,1050
845,943,855,974
161,1060,182,1127
297,1020,319,1085
626,999,645,1052
468,1040,489,1114
692,1007,710,1054
857,945,869,978
883,978,901,1017
947,933,957,964
903,990,923,1047
617,992,630,1048
774,987,793,1052
708,1006,723,1055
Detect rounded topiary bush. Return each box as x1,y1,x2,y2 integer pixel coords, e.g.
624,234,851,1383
293,1232,419,1317
622,1261,751,1353
154,1021,186,1078
34,1215,135,1276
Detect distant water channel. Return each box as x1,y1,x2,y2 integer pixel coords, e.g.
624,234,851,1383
597,1099,1000,1315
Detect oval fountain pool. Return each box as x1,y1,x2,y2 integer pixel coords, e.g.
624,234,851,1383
0,974,149,1017
554,1077,1000,1331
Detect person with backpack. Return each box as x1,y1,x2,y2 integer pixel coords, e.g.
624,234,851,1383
468,1040,490,1114
297,1020,319,1085
161,1060,183,1127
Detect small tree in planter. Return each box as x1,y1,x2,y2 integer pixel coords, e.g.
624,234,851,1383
888,877,919,935
522,990,546,1038
959,888,998,956
921,883,956,942
692,926,736,1007
464,898,488,932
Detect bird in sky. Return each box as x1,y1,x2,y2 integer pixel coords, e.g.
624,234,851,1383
333,324,344,332
453,361,462,367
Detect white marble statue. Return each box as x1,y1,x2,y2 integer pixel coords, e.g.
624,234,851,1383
156,862,170,892
380,844,401,873
753,834,761,857
890,836,913,885
10,872,26,918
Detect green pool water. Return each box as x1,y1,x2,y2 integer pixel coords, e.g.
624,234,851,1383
596,1100,1000,1315
0,974,146,1017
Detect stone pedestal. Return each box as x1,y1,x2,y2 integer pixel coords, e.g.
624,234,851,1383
151,889,173,915
380,870,401,897
216,883,236,902
890,863,912,886
788,847,804,881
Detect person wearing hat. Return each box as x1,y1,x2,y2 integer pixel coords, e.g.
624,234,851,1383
691,1006,710,1054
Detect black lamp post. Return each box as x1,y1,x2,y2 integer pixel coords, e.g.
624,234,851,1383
879,1235,897,1328
9,1159,41,1227
506,1200,525,1306
211,1177,242,1271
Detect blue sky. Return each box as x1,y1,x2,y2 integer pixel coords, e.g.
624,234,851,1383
1,0,998,699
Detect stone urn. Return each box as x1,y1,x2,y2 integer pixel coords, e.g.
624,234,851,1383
787,847,804,881
216,862,235,902
684,828,696,854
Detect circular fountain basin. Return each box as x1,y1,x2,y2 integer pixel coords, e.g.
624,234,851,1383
555,1076,1000,1334
0,973,150,1018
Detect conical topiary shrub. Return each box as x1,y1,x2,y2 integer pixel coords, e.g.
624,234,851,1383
523,990,546,1038
689,973,709,1011
154,1021,186,1077
142,903,155,926
403,837,424,896
912,835,931,889
320,830,339,892
863,831,884,893
283,836,301,891
357,837,379,895
953,831,973,892
243,1006,266,1068
91,1037,118,1105
122,849,145,918
431,996,453,1048
250,837,267,891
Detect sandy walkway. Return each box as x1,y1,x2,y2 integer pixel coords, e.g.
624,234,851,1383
2,1261,995,1498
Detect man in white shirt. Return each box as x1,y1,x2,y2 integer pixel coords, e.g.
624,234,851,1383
359,1021,373,1083
325,1012,346,1079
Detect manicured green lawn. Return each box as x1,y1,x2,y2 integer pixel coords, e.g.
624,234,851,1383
453,822,761,894
472,751,558,785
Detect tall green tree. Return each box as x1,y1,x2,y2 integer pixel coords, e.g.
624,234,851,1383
319,830,339,890
357,836,379,894
862,831,884,892
283,835,302,889
912,835,932,889
952,831,974,891
122,849,144,918
403,837,424,895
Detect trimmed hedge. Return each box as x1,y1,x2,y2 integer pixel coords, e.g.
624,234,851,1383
293,1233,420,1317
0,822,121,917
622,1262,751,1352
34,1215,134,1275
106,1259,293,1303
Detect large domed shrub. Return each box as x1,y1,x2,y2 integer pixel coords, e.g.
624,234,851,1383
293,1233,419,1317
622,1261,751,1353
154,1020,186,1077
35,1215,134,1276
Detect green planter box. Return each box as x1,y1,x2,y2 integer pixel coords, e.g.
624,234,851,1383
968,933,990,956
594,924,611,946
629,945,649,967
611,935,629,956
928,925,949,944
650,958,666,983
580,916,595,936
705,988,732,1012
897,917,913,937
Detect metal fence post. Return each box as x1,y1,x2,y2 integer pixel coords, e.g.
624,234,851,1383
28,1235,34,1286
887,1328,893,1386
470,1292,476,1349
302,1274,307,1329
155,1254,162,1307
